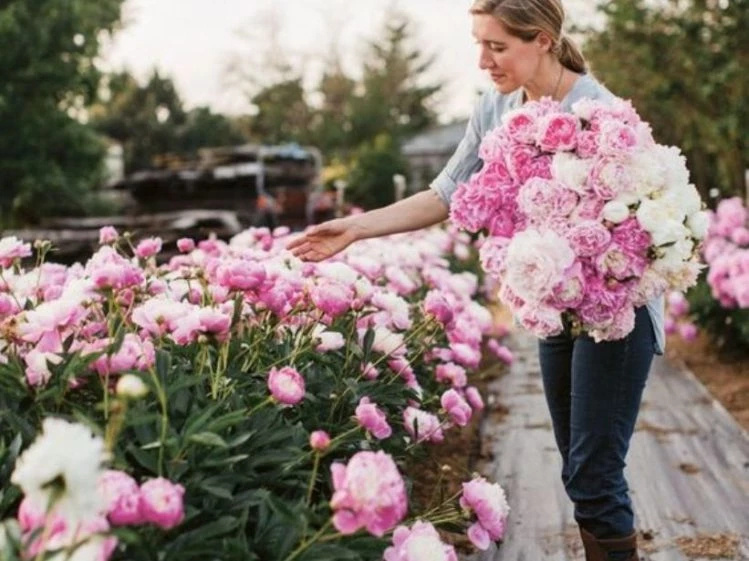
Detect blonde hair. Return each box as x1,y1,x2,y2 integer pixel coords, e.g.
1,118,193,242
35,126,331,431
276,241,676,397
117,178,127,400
470,0,587,73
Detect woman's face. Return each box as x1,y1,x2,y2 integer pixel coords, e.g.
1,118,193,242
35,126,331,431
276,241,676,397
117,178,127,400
472,14,548,94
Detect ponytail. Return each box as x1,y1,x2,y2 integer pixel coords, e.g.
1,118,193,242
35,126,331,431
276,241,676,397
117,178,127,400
556,35,587,74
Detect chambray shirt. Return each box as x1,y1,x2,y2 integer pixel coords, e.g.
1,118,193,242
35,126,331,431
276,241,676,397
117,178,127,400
430,74,665,354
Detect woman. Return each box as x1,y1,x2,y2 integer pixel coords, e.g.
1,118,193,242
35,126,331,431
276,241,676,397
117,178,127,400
288,1,663,559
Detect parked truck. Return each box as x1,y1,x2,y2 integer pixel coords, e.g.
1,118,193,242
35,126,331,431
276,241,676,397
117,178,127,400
3,143,322,263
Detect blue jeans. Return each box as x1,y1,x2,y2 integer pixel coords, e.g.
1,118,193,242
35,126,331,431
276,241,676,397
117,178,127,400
538,306,656,539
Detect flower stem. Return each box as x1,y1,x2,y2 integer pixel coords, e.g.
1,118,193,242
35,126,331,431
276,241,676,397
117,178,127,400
283,519,334,561
305,452,320,506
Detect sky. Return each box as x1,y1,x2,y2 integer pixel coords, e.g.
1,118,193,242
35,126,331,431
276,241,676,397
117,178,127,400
100,0,598,122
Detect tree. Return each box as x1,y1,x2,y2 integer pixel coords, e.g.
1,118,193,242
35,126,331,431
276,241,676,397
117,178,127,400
176,107,246,156
310,60,357,156
583,0,748,200
346,134,407,210
92,70,245,172
0,0,125,225
348,11,442,146
246,79,313,145
91,70,187,172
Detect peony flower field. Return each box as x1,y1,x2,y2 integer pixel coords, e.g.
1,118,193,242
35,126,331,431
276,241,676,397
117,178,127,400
0,191,746,560
0,225,512,561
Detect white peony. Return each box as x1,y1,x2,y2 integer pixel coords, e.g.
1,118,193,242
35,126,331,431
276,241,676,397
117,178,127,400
602,200,631,224
11,418,105,523
687,210,710,240
503,229,575,305
551,152,592,193
629,150,666,196
636,199,672,234
315,261,359,286
405,535,451,561
650,219,690,247
371,326,405,357
664,237,695,262
116,374,149,399
658,183,701,217
656,145,691,189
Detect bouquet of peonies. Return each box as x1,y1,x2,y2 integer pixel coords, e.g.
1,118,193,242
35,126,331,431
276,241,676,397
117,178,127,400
450,96,708,341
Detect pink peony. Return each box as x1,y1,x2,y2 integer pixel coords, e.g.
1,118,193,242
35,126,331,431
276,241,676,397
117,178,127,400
0,236,32,268
465,386,485,411
567,221,612,257
139,478,185,530
330,451,408,536
517,178,578,221
597,120,638,156
505,143,539,184
440,389,472,427
310,279,354,318
501,107,539,145
611,218,651,255
215,259,266,291
310,430,331,451
450,343,481,369
177,238,195,253
98,470,143,526
268,366,306,405
678,322,698,341
384,521,459,561
403,407,444,444
361,362,379,380
355,397,392,440
460,476,510,550
435,362,467,388
134,237,162,259
576,130,600,158
503,229,575,305
536,112,580,152
516,304,565,338
487,339,514,365
98,226,119,245
478,127,513,162
450,181,491,233
93,334,155,376
423,290,454,325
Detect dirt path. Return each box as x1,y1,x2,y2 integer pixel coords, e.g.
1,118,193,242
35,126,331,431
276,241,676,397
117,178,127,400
469,328,749,561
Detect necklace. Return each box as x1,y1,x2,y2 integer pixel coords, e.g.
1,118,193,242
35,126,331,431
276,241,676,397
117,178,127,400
522,65,566,104
551,64,565,100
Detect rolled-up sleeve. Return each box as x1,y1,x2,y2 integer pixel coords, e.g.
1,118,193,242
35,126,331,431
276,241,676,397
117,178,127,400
430,99,484,205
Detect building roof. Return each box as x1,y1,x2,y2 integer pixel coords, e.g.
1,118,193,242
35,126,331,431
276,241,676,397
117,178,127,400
401,120,469,157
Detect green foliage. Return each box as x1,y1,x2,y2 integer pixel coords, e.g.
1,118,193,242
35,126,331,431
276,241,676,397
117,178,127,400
91,71,245,173
0,0,125,224
242,10,442,207
345,135,408,210
583,0,749,200
0,233,492,560
248,78,314,146
347,13,441,147
687,276,749,356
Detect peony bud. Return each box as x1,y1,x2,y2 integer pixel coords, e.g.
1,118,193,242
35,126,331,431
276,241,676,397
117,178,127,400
309,430,331,451
116,375,148,399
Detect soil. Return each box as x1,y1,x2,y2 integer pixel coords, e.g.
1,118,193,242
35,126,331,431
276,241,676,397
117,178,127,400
407,312,749,557
674,533,741,559
664,332,749,431
406,308,512,555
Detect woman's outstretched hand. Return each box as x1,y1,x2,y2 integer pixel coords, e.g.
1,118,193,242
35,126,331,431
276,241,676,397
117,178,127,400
286,218,361,262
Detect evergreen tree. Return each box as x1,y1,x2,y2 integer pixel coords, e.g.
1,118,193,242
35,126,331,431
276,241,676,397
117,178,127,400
0,0,125,225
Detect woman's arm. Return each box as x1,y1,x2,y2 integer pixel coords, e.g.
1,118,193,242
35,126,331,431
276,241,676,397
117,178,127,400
349,189,449,240
286,189,448,262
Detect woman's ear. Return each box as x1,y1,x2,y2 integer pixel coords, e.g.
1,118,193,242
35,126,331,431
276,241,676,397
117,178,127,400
535,32,554,53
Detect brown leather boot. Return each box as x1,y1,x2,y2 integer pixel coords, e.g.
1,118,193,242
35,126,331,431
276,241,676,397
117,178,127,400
580,527,639,561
